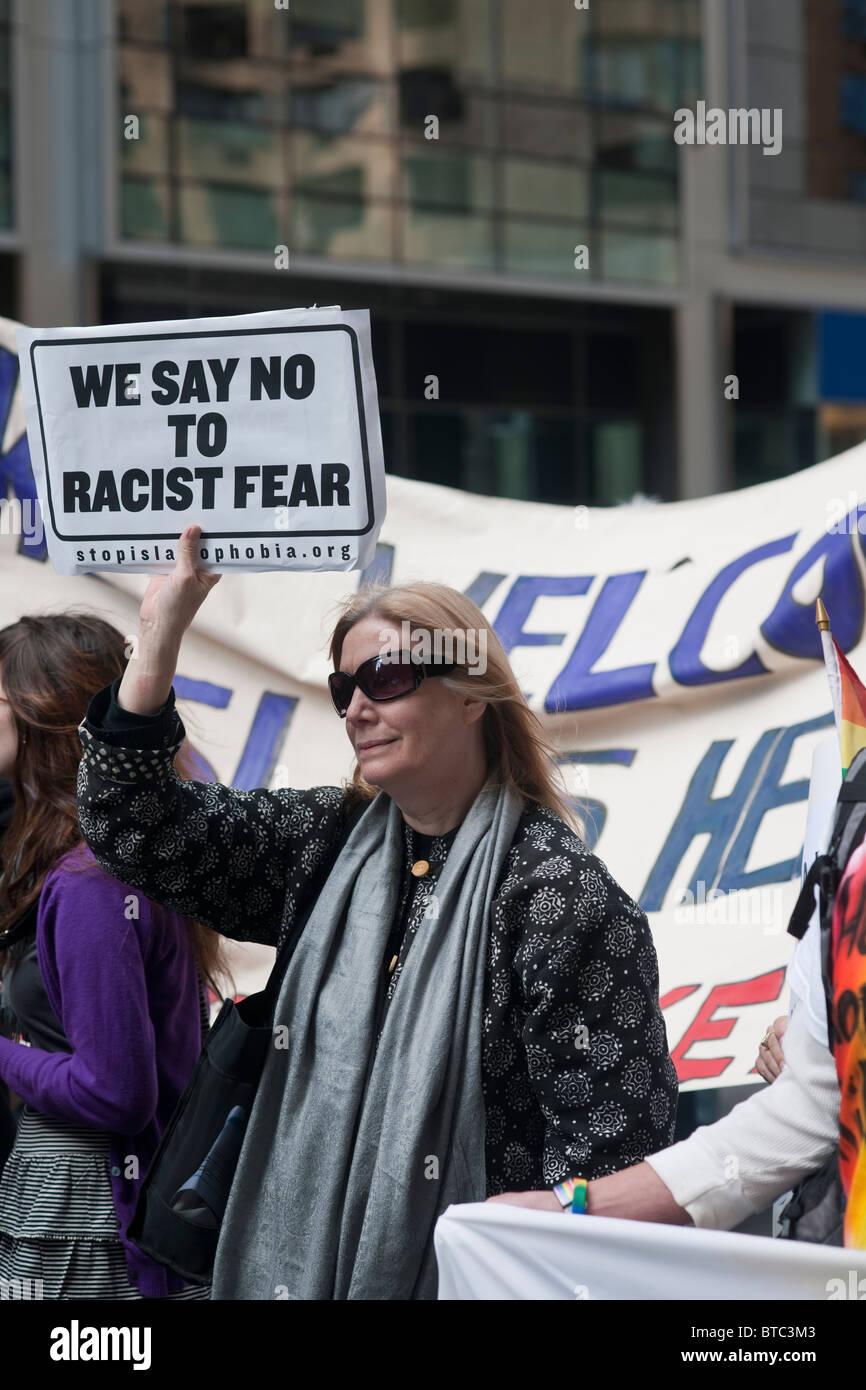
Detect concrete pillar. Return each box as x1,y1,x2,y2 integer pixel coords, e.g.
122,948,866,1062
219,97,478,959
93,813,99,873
13,0,111,326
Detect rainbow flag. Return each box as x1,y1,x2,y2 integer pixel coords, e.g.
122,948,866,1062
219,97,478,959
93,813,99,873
831,637,866,777
815,603,866,1244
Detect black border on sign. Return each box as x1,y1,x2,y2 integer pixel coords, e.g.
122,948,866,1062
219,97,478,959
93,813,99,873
30,324,377,544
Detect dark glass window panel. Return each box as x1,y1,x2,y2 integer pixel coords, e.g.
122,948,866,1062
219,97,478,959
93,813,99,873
177,117,283,188
370,318,392,398
402,150,492,211
412,410,576,502
733,319,789,404
397,0,458,27
502,98,592,161
181,5,248,61
587,333,640,411
588,420,643,504
410,411,465,489
533,418,578,503
597,114,678,175
404,152,470,208
379,409,396,472
600,229,678,285
290,79,384,134
399,68,465,125
843,0,866,40
596,170,678,231
404,321,573,407
733,410,816,488
121,177,170,240
585,36,695,113
503,219,590,279
294,164,364,200
177,82,268,124
841,74,866,137
179,184,279,249
0,164,12,230
0,101,10,162
292,196,392,258
290,0,366,48
400,206,495,269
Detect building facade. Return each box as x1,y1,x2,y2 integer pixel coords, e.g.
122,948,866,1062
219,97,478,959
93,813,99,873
2,0,866,507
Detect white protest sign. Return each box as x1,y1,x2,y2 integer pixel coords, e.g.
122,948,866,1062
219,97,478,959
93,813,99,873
15,305,386,575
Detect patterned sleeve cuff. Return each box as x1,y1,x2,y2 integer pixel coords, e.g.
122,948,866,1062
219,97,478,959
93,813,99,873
77,722,186,789
81,676,181,749
78,706,186,787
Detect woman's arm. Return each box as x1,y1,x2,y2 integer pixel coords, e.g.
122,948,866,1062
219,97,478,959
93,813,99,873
77,690,345,949
0,862,169,1131
634,1001,838,1228
76,523,346,948
492,1001,839,1227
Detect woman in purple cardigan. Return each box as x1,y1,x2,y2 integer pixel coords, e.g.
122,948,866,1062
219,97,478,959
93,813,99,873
0,612,223,1299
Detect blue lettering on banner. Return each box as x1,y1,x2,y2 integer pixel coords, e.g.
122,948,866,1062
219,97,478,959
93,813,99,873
668,536,796,688
172,677,296,791
557,749,637,850
232,691,298,791
641,715,834,910
761,509,865,658
493,575,593,657
0,348,45,561
545,573,655,712
717,713,834,892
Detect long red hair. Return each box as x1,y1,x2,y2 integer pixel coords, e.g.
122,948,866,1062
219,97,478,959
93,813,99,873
0,610,225,996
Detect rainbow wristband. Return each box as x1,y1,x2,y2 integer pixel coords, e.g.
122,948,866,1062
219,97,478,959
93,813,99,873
570,1177,588,1214
552,1176,587,1212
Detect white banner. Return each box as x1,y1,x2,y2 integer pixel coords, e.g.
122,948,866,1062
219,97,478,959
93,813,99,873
434,1202,866,1301
1,314,863,1090
15,307,386,575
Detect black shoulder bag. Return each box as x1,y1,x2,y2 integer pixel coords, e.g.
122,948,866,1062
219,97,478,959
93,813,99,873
127,798,366,1284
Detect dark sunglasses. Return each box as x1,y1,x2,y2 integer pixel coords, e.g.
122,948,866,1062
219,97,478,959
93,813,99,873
328,652,456,717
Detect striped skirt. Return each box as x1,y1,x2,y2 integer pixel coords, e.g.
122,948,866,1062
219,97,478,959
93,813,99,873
0,1105,209,1300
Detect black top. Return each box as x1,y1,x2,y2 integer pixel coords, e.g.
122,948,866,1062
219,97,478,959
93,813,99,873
0,934,69,1054
78,678,679,1194
98,677,452,999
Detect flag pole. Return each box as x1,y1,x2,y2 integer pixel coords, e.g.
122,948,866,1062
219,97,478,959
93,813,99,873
816,598,842,742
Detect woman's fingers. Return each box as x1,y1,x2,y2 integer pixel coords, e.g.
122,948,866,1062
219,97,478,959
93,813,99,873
756,1014,788,1082
755,1050,779,1083
181,525,222,596
138,526,221,646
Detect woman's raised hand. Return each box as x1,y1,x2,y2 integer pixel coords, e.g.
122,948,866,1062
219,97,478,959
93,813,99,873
118,524,222,716
138,524,222,645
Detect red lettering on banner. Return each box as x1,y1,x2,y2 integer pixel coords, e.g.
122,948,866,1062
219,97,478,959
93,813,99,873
659,984,700,1011
661,968,786,1082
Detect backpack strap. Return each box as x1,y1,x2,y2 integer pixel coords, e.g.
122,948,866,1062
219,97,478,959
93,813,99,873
787,854,835,941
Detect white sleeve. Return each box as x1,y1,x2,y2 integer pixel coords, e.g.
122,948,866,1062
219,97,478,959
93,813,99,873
645,1003,839,1229
786,918,829,1049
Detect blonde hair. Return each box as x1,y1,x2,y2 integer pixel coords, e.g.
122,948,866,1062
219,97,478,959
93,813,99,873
328,581,582,835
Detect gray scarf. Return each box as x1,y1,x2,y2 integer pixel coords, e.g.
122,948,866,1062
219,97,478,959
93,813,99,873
211,776,525,1300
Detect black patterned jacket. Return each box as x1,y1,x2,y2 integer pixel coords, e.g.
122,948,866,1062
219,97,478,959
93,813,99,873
76,681,678,1193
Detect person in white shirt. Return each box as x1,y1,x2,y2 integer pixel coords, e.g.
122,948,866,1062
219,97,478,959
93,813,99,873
489,916,840,1228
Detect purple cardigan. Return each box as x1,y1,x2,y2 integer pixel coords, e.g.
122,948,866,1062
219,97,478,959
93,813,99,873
0,845,203,1296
